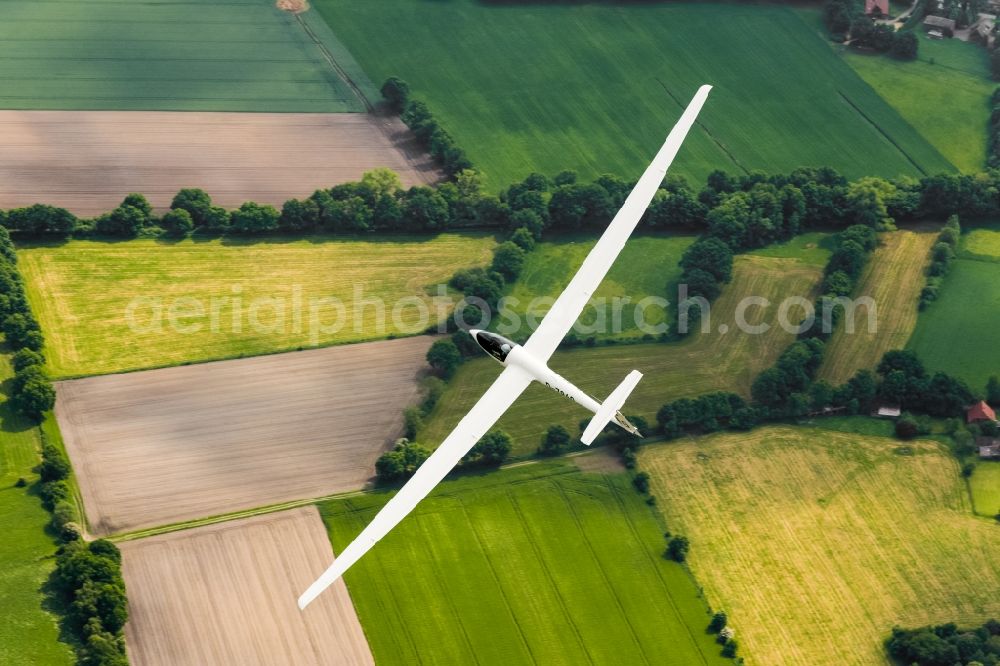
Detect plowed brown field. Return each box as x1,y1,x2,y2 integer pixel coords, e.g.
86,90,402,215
56,336,434,535
120,506,373,666
0,110,437,216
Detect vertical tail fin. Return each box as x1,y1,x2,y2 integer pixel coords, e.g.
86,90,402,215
581,370,643,445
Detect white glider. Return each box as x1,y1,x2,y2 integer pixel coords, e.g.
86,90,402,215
298,84,712,610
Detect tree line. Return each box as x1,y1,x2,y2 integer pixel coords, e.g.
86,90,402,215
382,77,473,178
0,227,55,421
919,214,960,309
887,619,1000,666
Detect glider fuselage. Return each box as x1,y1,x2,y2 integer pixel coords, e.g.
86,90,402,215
471,329,601,414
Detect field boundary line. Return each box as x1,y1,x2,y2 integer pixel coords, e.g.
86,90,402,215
294,13,372,112
605,475,713,666
837,91,928,176
109,488,370,542
656,78,748,175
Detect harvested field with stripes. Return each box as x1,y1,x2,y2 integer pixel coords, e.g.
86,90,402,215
0,110,437,217
56,336,434,536
818,228,937,385
121,507,373,666
641,426,1000,666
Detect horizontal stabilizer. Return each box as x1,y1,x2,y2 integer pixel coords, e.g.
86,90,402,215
581,370,643,445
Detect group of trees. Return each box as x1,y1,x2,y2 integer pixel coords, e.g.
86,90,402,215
383,77,472,177
656,392,758,439
920,214,960,308
875,350,975,416
0,227,54,420
54,539,129,666
886,619,1000,666
374,429,512,484
821,0,918,58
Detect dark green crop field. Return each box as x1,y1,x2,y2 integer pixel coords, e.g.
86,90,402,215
0,0,375,111
313,0,953,189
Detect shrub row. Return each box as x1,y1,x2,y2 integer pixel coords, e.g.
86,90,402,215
919,214,960,309
374,429,512,484
383,77,472,178
54,539,129,666
0,228,55,421
800,224,878,342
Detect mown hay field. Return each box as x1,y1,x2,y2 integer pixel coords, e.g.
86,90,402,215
909,226,1000,390
1,0,374,112
121,507,373,666
970,462,1000,518
321,461,729,666
19,234,495,377
422,255,823,456
56,337,433,536
818,228,937,386
640,426,1000,666
314,1,953,189
0,349,73,666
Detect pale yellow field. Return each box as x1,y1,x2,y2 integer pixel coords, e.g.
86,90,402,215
19,234,495,377
818,229,937,385
641,426,1000,666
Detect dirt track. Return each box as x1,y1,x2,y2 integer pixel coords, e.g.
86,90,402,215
120,506,374,666
0,110,438,216
56,336,434,535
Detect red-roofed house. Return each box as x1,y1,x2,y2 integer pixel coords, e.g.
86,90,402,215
866,0,890,15
967,400,997,424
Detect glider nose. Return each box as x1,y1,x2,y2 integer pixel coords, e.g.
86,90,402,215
468,328,482,337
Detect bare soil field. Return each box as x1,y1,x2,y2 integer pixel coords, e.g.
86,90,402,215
120,506,374,666
56,336,434,535
0,110,437,216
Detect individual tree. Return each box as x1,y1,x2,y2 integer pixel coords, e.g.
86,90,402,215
464,430,512,467
666,535,690,562
539,424,571,455
682,267,721,301
121,193,153,221
509,226,536,252
380,77,410,112
230,201,280,234
3,312,42,350
71,580,128,634
96,205,146,237
278,198,319,232
11,348,44,372
13,368,55,419
170,188,213,226
375,440,431,483
362,167,403,199
490,241,526,281
426,339,462,378
895,412,920,439
891,31,918,59
987,376,1000,406
632,471,650,493
680,237,734,283
845,177,896,229
708,611,728,633
38,450,70,483
402,187,450,231
159,208,194,237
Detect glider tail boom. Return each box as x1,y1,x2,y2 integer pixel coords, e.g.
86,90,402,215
581,370,643,445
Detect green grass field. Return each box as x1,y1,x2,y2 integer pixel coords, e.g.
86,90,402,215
843,33,993,172
641,426,1000,666
970,462,1000,518
908,227,1000,391
0,348,74,665
500,234,695,342
320,460,729,666
1,0,376,111
18,234,496,377
423,255,822,455
313,1,953,190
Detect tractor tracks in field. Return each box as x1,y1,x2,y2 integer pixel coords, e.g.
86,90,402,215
656,78,749,175
838,90,928,176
